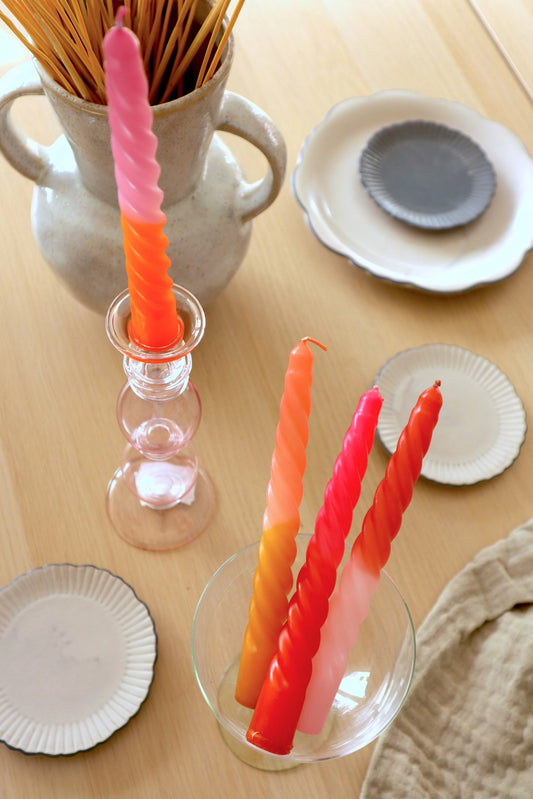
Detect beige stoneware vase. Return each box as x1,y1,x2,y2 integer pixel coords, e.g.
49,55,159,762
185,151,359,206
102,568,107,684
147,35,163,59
0,23,286,314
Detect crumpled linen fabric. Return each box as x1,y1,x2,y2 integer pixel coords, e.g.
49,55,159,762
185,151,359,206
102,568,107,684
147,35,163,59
360,519,533,799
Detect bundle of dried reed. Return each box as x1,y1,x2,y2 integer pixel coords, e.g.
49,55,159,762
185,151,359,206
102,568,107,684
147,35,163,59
0,0,245,104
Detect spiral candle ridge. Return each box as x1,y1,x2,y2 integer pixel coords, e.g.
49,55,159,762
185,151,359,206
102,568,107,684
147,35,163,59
104,15,181,350
121,216,182,348
357,381,443,575
296,550,377,734
105,31,165,225
298,381,442,734
246,387,382,754
234,339,321,709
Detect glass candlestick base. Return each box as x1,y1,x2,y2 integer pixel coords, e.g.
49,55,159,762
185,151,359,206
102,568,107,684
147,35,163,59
106,464,215,550
105,285,215,551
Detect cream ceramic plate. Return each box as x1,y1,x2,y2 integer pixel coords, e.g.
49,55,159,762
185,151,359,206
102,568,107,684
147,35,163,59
374,344,527,485
0,564,157,755
292,91,533,292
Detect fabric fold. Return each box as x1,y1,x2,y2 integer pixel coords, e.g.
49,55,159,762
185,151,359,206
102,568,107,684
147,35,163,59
360,519,533,799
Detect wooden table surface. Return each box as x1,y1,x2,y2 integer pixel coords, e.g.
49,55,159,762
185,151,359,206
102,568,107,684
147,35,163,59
468,0,533,100
0,1,532,796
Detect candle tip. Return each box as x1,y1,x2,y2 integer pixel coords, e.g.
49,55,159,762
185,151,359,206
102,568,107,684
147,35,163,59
302,336,327,352
115,6,129,27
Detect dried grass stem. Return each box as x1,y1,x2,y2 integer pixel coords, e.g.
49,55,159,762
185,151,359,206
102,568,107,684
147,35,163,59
0,0,245,104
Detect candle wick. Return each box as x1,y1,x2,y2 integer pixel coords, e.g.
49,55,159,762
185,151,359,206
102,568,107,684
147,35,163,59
115,6,129,27
302,336,328,352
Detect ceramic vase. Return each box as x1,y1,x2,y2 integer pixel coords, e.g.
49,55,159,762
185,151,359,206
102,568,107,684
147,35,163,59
0,4,286,313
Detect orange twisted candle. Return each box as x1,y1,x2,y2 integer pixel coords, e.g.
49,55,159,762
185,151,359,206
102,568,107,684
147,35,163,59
121,218,183,349
234,337,326,709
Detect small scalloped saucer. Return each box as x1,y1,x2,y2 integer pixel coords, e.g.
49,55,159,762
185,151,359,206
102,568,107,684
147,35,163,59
374,344,527,485
0,564,157,756
359,120,496,229
292,91,533,292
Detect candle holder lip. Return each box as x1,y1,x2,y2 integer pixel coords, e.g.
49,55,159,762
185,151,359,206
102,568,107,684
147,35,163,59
191,533,417,766
127,322,185,354
105,284,205,363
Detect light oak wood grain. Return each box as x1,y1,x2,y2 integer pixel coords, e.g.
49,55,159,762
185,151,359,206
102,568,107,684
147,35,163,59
0,1,532,796
468,0,533,100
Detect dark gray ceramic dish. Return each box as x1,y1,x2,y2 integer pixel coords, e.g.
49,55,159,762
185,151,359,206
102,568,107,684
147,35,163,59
359,120,496,229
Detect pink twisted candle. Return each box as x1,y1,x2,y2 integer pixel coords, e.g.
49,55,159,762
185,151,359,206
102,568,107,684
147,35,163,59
297,380,443,734
246,387,383,754
235,338,325,709
103,8,181,350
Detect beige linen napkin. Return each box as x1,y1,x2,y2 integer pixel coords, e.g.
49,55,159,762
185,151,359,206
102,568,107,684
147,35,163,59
360,519,533,798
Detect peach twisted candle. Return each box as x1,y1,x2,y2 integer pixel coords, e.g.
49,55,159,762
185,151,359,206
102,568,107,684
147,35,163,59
246,387,383,754
103,8,182,350
235,338,325,709
297,380,443,735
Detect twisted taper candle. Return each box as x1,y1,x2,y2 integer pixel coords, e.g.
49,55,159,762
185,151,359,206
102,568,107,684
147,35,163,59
235,338,325,709
120,218,182,349
246,386,383,754
297,380,443,735
104,8,182,350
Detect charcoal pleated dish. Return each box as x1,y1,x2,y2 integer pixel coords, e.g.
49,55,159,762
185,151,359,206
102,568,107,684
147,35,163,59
359,120,496,229
0,564,157,755
374,344,526,485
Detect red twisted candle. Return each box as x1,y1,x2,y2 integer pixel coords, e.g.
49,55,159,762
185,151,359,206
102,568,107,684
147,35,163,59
235,337,325,709
246,386,383,754
353,380,443,574
297,380,443,734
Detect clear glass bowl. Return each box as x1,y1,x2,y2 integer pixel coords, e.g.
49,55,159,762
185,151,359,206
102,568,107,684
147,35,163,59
191,534,416,769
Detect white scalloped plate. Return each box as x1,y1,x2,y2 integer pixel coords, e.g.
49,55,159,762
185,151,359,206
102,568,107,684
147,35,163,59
374,344,527,485
292,91,533,292
0,564,157,755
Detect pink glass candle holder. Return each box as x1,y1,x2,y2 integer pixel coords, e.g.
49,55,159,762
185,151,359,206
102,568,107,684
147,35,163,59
191,534,415,770
105,284,215,550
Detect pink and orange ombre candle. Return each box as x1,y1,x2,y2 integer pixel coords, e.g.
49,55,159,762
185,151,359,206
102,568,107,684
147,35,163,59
103,7,182,350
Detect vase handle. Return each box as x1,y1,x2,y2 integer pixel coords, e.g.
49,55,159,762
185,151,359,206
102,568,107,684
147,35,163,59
217,91,287,223
0,61,50,183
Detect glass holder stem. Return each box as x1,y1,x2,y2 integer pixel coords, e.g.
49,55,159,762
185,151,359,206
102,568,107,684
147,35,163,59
105,285,215,550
